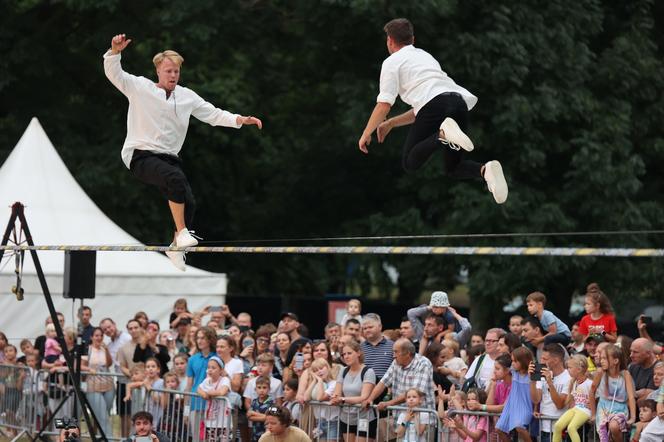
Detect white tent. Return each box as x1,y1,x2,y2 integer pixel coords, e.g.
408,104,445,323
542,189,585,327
0,118,227,343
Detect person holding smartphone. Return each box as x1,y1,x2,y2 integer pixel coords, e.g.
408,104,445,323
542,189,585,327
123,411,170,442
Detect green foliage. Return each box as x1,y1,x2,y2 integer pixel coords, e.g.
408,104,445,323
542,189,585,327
1,0,663,327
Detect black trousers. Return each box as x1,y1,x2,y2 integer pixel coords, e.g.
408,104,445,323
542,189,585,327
402,92,482,179
130,149,196,228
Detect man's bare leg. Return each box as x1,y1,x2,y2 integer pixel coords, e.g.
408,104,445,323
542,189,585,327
168,200,186,233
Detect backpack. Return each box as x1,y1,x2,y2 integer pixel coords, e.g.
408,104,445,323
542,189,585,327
342,366,369,382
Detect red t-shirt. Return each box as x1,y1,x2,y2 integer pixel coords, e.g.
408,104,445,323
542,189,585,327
579,313,617,336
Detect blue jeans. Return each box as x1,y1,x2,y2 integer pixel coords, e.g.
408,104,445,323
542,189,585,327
86,389,115,437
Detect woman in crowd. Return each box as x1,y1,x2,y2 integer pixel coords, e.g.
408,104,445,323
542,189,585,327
239,331,258,374
647,361,663,401
159,330,179,370
186,325,199,356
274,332,292,379
423,342,453,392
311,340,342,379
216,335,244,393
330,340,377,442
134,311,149,329
497,333,522,354
283,339,312,383
81,327,114,437
0,331,8,363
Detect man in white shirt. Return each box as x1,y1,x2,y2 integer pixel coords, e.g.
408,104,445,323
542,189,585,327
103,34,262,270
463,328,506,390
358,19,507,204
530,343,571,442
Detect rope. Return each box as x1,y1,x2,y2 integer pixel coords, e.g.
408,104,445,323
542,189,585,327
0,244,662,257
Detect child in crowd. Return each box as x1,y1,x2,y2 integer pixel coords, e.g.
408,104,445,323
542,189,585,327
247,377,274,442
124,362,146,415
169,298,193,329
159,371,188,441
43,324,62,364
483,354,513,414
172,353,189,391
396,388,430,442
197,356,232,441
579,283,618,343
631,399,657,442
495,347,534,442
18,339,38,365
526,292,572,346
407,291,459,342
243,353,283,411
437,386,465,442
592,344,636,442
307,358,339,441
508,315,523,336
340,299,363,327
552,355,592,442
443,388,489,442
282,378,301,425
143,357,165,426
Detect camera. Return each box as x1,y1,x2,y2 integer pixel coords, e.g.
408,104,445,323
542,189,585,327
55,417,80,442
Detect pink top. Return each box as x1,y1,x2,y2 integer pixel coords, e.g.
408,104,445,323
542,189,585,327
45,338,61,357
462,414,488,442
494,380,512,405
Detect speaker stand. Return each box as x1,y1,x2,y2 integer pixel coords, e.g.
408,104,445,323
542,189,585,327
0,202,107,442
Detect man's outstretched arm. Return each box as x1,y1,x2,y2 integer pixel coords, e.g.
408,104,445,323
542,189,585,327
103,33,139,96
358,102,391,153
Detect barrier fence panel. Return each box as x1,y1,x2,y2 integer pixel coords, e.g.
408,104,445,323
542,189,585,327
0,364,38,438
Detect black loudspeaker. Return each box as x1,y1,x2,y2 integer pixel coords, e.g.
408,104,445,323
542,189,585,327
63,250,96,299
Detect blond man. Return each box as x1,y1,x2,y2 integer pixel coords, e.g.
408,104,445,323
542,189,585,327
103,34,262,270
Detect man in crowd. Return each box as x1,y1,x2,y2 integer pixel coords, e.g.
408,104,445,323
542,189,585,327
364,338,435,410
418,313,446,353
407,291,458,342
522,317,546,362
100,317,131,372
123,411,170,442
324,322,342,359
630,337,658,400
280,312,302,341
530,343,571,442
117,318,143,434
344,318,362,341
78,306,95,344
360,314,394,384
399,317,418,346
463,328,506,389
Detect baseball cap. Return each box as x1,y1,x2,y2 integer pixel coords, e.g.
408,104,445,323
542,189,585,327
280,312,299,321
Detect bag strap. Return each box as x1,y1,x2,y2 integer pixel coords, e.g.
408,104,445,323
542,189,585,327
472,354,487,382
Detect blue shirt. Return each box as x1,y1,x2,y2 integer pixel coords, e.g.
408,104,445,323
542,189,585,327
540,310,571,337
186,351,218,410
361,337,394,379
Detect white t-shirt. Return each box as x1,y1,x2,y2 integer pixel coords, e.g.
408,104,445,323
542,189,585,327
569,378,593,416
464,355,495,390
443,357,468,387
198,376,232,428
396,410,431,442
311,381,339,420
243,376,283,401
535,369,571,432
223,357,244,378
377,45,478,115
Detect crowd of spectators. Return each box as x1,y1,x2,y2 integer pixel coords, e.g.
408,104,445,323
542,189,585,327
1,282,663,442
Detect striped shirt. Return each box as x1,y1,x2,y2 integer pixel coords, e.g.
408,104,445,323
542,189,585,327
361,337,394,379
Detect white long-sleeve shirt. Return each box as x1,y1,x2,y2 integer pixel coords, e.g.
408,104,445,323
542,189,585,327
103,50,242,168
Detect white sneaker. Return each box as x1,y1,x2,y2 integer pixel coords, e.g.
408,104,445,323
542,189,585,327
175,228,199,248
439,117,474,152
166,243,186,271
484,160,508,204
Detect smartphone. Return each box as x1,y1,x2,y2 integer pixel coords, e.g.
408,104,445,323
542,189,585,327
642,316,652,326
294,352,304,370
209,306,222,313
242,338,254,348
135,437,152,442
530,362,542,381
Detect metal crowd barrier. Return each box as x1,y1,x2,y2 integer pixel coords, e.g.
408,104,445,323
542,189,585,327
0,366,236,442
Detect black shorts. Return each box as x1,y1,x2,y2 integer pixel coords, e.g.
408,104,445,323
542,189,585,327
339,419,377,439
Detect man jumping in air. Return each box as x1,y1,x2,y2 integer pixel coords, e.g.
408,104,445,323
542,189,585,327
104,34,262,270
358,19,508,204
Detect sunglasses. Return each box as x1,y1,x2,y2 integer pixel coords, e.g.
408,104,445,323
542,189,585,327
266,406,283,416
